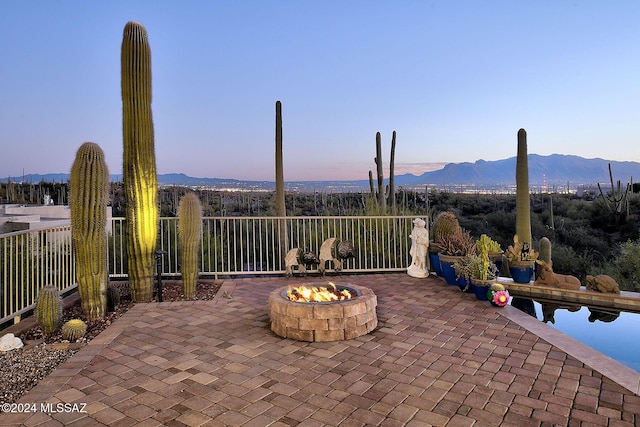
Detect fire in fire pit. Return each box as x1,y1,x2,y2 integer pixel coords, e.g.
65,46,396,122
269,283,377,342
286,282,353,302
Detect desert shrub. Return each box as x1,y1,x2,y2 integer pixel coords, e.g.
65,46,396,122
592,239,640,292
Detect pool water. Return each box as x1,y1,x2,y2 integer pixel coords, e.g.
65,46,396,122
510,298,640,373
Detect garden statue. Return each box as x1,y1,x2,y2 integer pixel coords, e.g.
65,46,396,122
285,248,320,277
534,260,581,290
319,238,355,275
407,218,429,278
585,274,620,294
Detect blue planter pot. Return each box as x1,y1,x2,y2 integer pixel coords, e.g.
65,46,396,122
438,254,461,285
509,262,534,284
457,276,470,292
429,252,442,276
470,280,491,300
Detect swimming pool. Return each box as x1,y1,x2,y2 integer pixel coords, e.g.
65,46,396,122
510,297,640,373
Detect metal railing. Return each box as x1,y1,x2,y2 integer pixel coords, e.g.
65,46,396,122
110,215,423,278
1,215,423,328
0,226,76,327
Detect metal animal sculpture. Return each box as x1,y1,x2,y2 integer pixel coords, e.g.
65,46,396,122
285,248,320,277
318,238,355,275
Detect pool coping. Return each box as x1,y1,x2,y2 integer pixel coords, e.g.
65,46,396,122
500,303,640,395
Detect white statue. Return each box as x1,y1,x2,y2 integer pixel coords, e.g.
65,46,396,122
408,218,429,278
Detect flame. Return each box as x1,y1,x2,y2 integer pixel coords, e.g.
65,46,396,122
286,282,353,302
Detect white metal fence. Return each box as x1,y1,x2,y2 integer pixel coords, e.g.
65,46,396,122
110,215,423,278
1,215,423,328
0,226,76,327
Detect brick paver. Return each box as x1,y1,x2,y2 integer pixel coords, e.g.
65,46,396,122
2,273,639,426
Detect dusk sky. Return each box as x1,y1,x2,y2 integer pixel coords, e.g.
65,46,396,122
1,1,638,181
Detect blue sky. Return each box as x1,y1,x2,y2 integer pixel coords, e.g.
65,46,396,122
1,1,638,181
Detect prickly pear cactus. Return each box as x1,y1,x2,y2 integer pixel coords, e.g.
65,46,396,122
35,286,62,335
178,193,203,299
61,319,87,342
70,142,109,319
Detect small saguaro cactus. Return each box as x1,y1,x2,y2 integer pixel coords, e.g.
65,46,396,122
70,142,110,320
516,128,532,246
35,286,62,335
539,237,552,264
122,21,159,302
178,193,203,300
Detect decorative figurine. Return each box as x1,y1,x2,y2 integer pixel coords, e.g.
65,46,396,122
407,218,429,278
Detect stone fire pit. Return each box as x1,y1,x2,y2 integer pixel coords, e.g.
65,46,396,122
268,283,377,342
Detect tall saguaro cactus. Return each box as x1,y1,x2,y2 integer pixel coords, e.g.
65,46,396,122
368,131,397,214
121,21,158,302
275,101,288,263
275,100,285,218
178,193,203,300
516,128,532,245
70,142,110,319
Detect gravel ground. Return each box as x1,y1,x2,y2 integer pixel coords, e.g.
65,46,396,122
0,281,221,405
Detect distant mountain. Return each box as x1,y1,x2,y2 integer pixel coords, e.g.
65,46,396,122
2,154,638,191
394,154,640,188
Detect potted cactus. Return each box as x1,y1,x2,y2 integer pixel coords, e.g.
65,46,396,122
438,228,476,286
430,211,461,277
506,234,539,283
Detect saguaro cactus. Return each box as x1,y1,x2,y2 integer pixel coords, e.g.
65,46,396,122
368,131,397,214
178,193,203,299
275,100,287,263
70,142,110,319
516,128,532,245
121,21,159,302
275,100,285,218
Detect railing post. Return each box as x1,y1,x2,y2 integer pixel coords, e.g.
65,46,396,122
155,250,167,302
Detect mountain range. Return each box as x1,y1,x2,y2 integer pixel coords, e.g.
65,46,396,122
2,154,638,192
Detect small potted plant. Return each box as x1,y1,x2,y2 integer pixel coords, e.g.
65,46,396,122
505,234,539,283
478,234,503,275
430,211,461,277
438,228,476,286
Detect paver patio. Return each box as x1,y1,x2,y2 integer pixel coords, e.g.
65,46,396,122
2,273,639,426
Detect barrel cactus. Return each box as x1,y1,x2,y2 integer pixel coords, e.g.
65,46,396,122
70,142,110,319
35,286,62,335
178,193,203,299
122,21,159,302
61,319,87,342
432,211,461,244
